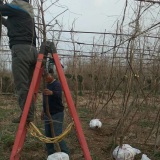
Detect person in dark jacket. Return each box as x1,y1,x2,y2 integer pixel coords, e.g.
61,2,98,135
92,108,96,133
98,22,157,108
41,69,69,156
0,0,37,123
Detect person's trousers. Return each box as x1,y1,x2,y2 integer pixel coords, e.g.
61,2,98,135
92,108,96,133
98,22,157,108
44,112,69,155
11,44,38,119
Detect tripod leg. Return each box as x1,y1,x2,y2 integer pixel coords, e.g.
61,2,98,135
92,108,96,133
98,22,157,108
13,128,27,160
10,54,44,160
52,53,92,160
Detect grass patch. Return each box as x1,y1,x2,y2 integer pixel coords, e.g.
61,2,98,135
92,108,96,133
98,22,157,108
6,124,18,133
1,135,15,144
137,121,153,128
78,91,83,96
85,119,90,124
103,122,112,126
91,152,103,160
23,142,44,150
135,104,146,110
0,108,9,118
37,123,44,129
154,151,160,158
79,115,86,118
107,141,118,150
0,103,8,106
77,107,89,114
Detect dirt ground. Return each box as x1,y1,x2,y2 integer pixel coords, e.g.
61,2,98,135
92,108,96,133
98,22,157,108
0,93,160,160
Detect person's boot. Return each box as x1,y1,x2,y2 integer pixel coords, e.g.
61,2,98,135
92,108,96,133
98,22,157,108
12,116,34,123
12,116,21,123
27,117,34,123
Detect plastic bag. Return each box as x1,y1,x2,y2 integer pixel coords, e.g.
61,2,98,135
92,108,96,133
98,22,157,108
141,154,151,160
47,152,69,160
113,144,141,160
89,119,102,129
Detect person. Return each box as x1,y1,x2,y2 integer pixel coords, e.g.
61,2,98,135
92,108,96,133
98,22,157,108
0,0,37,123
41,69,69,156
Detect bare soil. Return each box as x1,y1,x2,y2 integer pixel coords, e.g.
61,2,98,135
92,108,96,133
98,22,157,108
0,94,160,160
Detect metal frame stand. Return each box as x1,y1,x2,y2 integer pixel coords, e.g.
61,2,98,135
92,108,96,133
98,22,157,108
10,41,92,160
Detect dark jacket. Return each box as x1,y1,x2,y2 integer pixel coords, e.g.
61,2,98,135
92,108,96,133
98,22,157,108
0,1,36,48
43,80,64,115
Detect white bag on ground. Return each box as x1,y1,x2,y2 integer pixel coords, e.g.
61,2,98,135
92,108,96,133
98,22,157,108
113,144,141,160
47,152,69,160
141,154,151,160
89,119,102,129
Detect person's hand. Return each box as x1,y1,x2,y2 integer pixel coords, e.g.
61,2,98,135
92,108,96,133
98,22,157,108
43,89,53,95
41,110,44,120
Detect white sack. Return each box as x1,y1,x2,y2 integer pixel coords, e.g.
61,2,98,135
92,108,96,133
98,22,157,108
89,119,102,129
141,154,151,160
113,144,141,160
47,152,69,160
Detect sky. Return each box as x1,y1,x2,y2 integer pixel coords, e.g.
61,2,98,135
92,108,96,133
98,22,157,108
1,0,128,70
2,0,160,69
43,0,128,53
45,0,127,32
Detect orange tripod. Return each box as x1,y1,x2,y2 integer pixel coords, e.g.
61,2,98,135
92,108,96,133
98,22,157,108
10,41,92,160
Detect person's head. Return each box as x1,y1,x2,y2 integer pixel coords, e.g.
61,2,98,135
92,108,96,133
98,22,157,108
46,68,54,84
46,73,54,84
